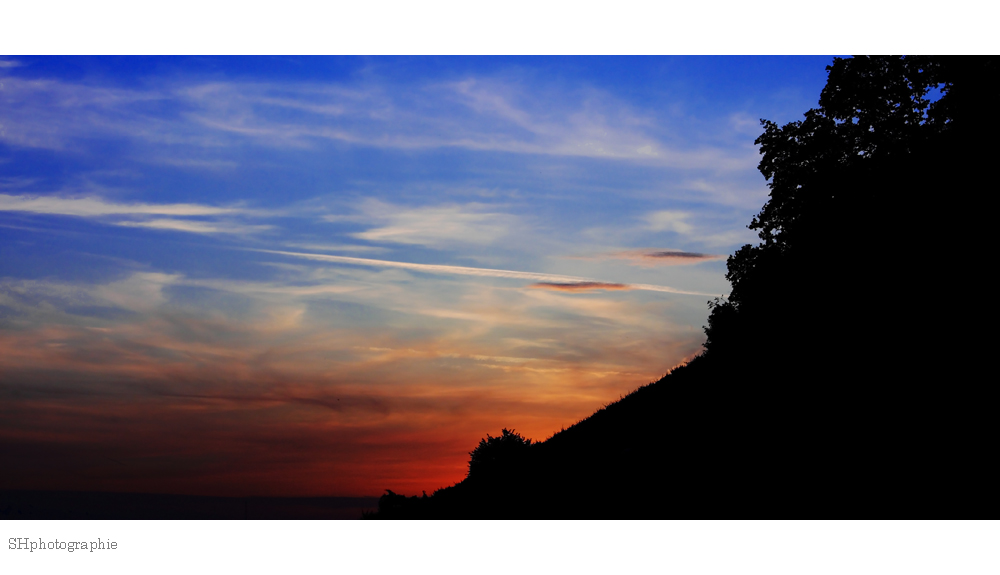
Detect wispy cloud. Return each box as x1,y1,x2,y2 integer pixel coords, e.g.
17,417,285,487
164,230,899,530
260,249,712,296
0,78,182,150
641,250,722,262
154,158,240,170
261,249,595,282
0,75,756,170
530,282,632,292
584,249,727,267
283,242,388,253
644,210,695,234
348,200,518,248
0,194,242,217
0,194,270,235
574,208,757,251
117,219,273,235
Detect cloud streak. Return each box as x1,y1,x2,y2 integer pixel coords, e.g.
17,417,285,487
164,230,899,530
117,218,273,235
262,249,594,282
0,75,756,170
642,250,720,261
0,194,271,235
0,194,243,217
260,249,713,296
644,210,695,234
596,249,727,267
530,282,632,292
348,201,518,248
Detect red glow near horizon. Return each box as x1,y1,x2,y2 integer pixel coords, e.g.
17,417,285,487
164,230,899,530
0,304,697,497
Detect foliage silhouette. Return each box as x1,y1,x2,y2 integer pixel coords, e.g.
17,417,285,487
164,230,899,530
467,428,533,479
367,56,996,519
704,56,993,384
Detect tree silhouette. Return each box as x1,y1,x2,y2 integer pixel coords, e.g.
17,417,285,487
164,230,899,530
696,56,998,501
467,428,533,479
704,56,993,384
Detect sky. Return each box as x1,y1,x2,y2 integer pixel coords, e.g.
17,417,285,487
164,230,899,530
0,56,834,497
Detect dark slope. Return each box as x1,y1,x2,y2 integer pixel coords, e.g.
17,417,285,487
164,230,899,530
370,353,957,519
373,363,707,519
369,56,998,519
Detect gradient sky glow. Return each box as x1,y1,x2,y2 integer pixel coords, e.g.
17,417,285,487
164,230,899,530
0,56,834,497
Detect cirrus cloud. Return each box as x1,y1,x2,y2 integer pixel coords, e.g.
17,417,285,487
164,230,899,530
0,193,271,236
572,248,726,267
530,282,632,292
347,200,518,248
0,193,243,217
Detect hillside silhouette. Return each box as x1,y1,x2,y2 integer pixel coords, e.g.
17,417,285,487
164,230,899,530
368,56,996,518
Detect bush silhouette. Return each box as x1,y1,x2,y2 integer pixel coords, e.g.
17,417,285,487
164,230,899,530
467,428,533,480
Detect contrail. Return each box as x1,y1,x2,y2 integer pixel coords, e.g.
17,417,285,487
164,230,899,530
259,249,713,296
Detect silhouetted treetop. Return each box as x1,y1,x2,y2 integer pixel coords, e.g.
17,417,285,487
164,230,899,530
704,55,994,371
752,56,950,248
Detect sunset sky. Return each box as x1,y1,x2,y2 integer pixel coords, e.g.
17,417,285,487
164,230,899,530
0,56,834,497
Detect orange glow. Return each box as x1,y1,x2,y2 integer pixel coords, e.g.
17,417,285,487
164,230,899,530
0,301,699,497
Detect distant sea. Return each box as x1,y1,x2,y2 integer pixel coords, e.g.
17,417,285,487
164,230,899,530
0,490,379,520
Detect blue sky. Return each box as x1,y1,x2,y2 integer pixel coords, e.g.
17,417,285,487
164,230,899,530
0,56,834,496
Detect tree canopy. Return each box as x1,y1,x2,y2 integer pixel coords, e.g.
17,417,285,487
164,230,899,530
703,56,993,383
